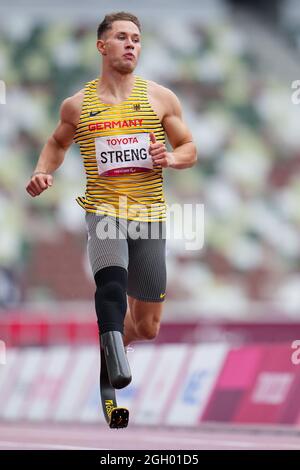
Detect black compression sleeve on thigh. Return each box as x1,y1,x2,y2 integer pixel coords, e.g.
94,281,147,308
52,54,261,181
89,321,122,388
94,266,128,335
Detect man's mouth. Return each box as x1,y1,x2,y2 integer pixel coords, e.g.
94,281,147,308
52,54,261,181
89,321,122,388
123,53,135,61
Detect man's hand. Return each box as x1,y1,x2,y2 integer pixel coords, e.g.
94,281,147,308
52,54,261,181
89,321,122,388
149,132,174,168
26,172,53,197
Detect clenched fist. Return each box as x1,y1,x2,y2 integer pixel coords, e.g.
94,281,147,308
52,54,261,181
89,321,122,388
149,132,174,168
26,172,53,197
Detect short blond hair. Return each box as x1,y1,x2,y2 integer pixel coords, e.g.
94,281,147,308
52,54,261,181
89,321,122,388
97,12,141,39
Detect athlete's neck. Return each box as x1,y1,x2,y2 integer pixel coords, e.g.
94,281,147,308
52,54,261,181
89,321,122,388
97,69,135,105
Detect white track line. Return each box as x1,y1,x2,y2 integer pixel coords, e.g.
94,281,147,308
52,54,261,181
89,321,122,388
0,437,299,451
0,441,105,450
138,435,300,450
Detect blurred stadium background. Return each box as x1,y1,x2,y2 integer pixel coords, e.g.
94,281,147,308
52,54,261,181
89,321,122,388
1,0,300,450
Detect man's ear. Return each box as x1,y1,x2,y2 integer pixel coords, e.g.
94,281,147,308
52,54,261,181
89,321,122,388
97,39,106,56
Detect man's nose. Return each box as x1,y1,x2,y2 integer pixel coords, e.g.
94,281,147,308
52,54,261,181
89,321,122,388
125,40,134,49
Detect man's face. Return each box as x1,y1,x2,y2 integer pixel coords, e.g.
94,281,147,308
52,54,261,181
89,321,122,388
98,20,141,73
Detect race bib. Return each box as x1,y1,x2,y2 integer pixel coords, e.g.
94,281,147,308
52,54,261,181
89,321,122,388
95,132,153,176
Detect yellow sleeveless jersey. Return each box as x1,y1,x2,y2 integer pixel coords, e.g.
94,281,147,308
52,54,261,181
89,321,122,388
74,75,166,222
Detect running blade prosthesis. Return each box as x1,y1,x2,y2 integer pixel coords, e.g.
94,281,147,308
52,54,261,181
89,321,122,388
100,331,131,429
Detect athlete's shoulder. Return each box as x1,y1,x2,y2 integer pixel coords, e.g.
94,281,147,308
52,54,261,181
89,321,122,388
147,80,177,99
146,80,181,115
60,89,85,126
61,89,84,115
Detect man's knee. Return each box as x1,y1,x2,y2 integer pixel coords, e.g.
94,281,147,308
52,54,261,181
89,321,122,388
135,318,160,341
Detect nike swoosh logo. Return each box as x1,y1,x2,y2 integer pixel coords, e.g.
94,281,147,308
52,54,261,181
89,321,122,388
90,108,110,117
160,293,166,299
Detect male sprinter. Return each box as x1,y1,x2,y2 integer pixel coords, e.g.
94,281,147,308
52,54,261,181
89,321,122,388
26,12,197,427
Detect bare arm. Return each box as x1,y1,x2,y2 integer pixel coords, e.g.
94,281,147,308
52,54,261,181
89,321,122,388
26,93,83,197
149,86,197,170
163,89,197,169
